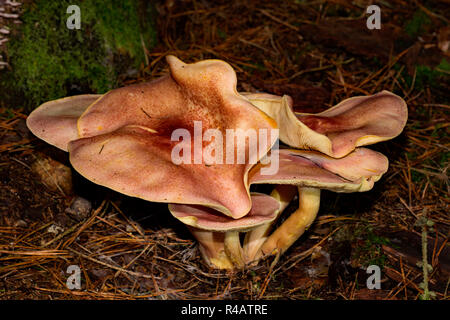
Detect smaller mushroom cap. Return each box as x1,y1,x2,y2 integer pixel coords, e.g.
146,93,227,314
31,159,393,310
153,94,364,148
244,90,408,158
249,148,389,192
168,193,280,232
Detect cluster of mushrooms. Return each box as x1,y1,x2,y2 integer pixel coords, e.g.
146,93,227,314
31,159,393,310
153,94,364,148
27,56,408,269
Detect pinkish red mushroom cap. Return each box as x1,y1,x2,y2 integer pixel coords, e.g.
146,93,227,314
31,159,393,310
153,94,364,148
26,56,278,219
244,90,408,158
168,193,281,231
249,147,389,192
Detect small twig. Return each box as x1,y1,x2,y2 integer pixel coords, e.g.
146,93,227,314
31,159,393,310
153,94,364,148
11,157,31,170
42,222,84,248
416,209,436,300
413,0,449,23
258,9,300,31
0,12,19,19
114,243,153,278
140,33,149,66
422,104,450,109
66,247,157,280
397,196,420,220
60,201,107,249
257,251,280,299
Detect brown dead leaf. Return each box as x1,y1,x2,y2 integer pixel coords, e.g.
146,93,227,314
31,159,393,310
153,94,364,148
31,155,73,196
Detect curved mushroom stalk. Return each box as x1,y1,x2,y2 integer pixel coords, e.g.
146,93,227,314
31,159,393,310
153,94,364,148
188,227,234,269
260,187,320,256
224,231,245,268
243,185,297,263
243,91,408,158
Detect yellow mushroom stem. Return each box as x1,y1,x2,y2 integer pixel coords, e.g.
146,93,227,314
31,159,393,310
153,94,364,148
224,231,245,268
243,185,298,263
260,187,321,256
188,227,234,269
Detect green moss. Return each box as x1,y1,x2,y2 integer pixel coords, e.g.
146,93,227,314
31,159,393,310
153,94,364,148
414,65,443,89
84,0,157,61
406,151,417,160
217,28,227,40
411,170,425,183
404,10,431,38
436,58,450,74
2,0,156,110
0,109,15,120
395,58,450,92
348,223,392,269
439,152,449,167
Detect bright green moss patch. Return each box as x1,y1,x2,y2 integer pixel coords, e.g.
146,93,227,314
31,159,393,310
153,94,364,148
2,0,156,110
84,0,157,61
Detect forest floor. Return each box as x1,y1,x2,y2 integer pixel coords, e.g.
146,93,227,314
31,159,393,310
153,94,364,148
0,0,449,300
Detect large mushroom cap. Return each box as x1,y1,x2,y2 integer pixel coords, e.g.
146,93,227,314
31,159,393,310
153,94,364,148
67,56,277,219
26,94,102,151
249,147,389,192
77,56,277,140
244,90,408,158
168,193,281,232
